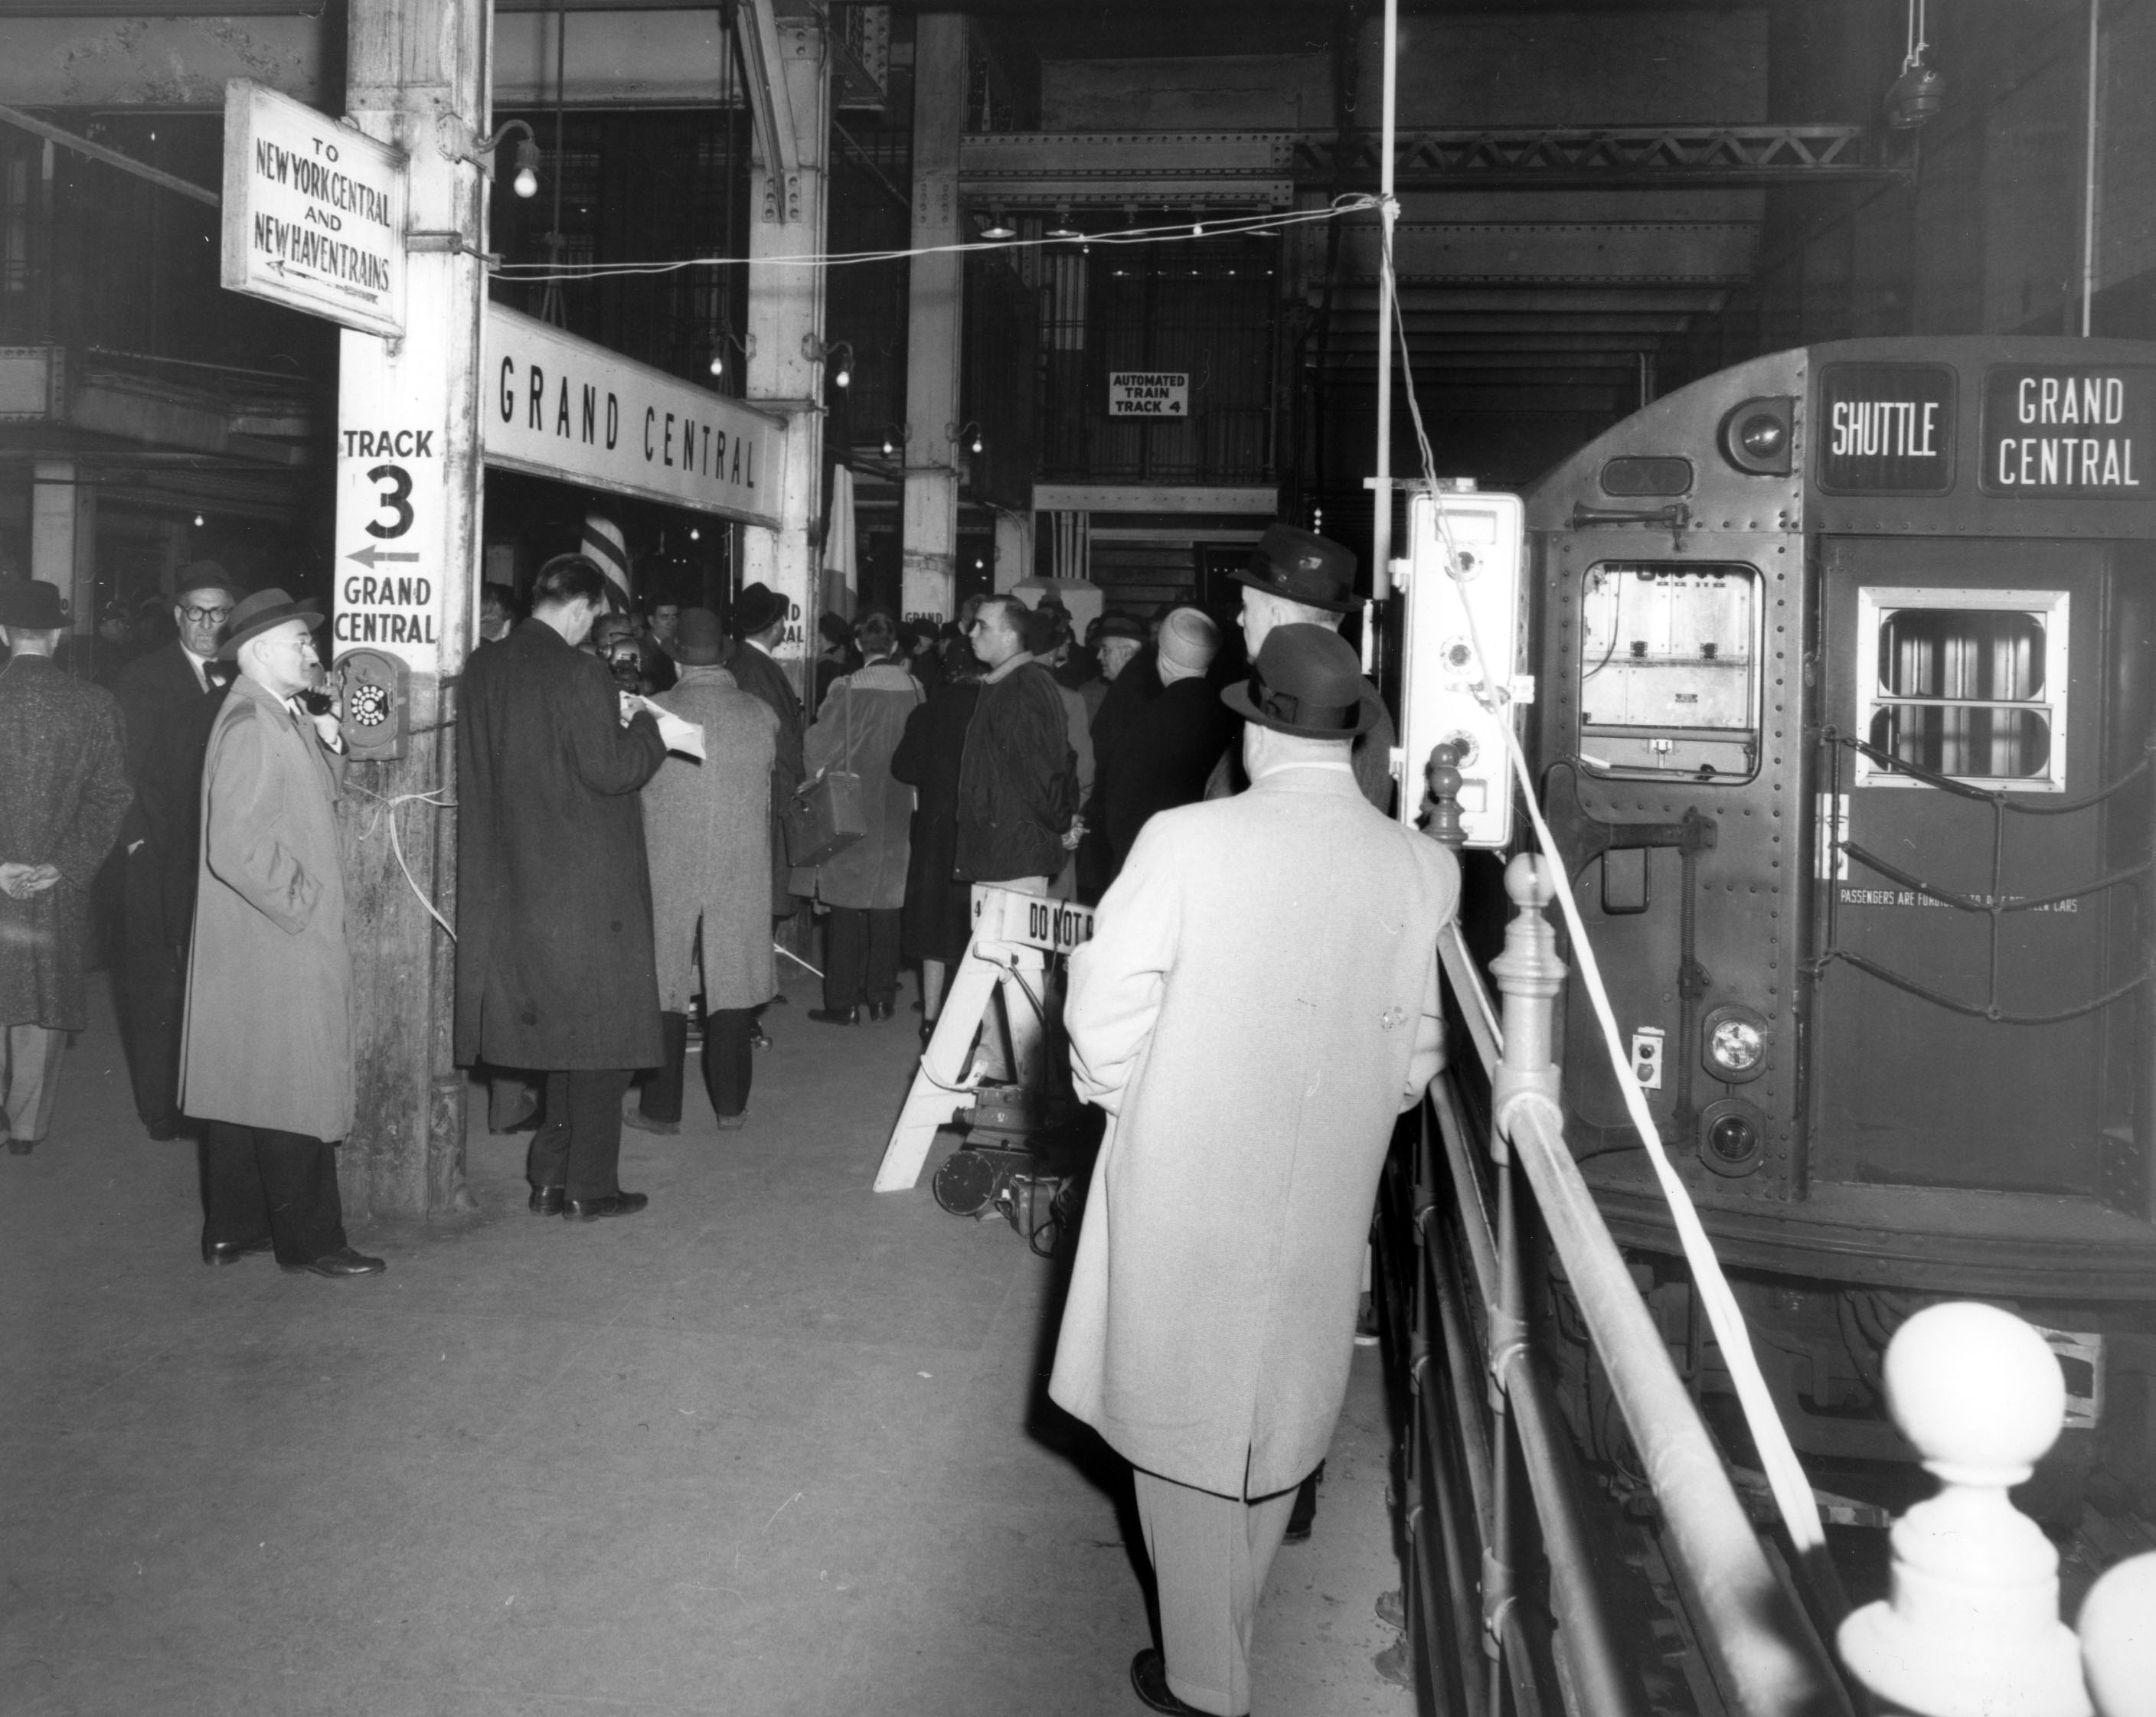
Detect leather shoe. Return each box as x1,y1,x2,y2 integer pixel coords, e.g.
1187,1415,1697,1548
146,1118,185,1142
564,1191,648,1221
528,1184,566,1216
5,1138,31,1156
202,1236,273,1266
281,1246,387,1278
1129,1650,1216,1715
867,1000,894,1022
620,1102,680,1136
806,1006,859,1026
715,1112,747,1131
750,1026,773,1049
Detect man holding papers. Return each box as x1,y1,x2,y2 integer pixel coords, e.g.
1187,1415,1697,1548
456,553,669,1221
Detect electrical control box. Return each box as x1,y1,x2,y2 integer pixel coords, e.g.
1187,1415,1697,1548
1397,485,1527,848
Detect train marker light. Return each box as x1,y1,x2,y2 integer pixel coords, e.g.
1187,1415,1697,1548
1698,1096,1768,1177
1718,397,1795,476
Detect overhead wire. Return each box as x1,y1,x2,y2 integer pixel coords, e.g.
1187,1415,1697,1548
1375,199,1843,1606
491,196,1378,282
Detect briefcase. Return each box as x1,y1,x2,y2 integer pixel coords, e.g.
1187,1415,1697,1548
784,767,867,869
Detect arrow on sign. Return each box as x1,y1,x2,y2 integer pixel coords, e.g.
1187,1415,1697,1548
345,544,421,569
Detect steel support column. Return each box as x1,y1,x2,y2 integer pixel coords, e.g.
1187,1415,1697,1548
740,8,829,687
900,13,965,622
335,0,488,1219
29,459,93,643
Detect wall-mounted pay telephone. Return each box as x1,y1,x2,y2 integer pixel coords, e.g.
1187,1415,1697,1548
335,648,410,761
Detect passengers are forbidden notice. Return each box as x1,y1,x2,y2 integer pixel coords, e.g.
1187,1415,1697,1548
220,80,407,340
1108,371,1188,417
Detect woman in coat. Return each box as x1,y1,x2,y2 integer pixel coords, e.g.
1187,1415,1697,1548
890,639,980,1036
632,608,777,1129
799,614,923,1024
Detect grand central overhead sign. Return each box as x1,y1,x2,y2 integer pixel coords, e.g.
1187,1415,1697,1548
483,306,787,529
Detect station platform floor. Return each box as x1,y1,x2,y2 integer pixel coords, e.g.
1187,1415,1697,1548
1,972,1416,1717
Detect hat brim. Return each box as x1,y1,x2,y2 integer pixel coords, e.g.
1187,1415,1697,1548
732,597,788,637
217,601,322,662
1227,563,1358,614
1222,677,1381,740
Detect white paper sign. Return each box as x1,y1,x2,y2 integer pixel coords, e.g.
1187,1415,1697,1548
331,327,448,668
485,306,787,529
220,80,407,339
1108,371,1188,417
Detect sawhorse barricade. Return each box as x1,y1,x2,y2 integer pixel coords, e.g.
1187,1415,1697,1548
872,884,1095,1192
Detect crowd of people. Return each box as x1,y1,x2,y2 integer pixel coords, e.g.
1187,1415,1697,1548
2,522,1460,1717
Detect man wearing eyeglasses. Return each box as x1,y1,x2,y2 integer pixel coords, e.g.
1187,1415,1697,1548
114,563,243,1141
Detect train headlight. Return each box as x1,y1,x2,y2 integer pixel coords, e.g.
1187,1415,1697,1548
1718,396,1795,476
1708,1018,1763,1075
1701,1004,1769,1084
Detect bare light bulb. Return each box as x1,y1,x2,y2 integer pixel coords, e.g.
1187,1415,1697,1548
708,351,725,377
511,139,541,200
193,514,205,527
689,527,701,542
833,364,850,389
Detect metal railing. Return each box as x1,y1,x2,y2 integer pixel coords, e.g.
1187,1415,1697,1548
1385,832,1854,1715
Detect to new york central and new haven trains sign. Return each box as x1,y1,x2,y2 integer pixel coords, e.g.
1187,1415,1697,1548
1820,361,2153,498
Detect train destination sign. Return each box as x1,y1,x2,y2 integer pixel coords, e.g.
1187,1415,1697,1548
1981,366,2154,497
484,306,786,528
220,80,407,341
1108,371,1189,417
1817,363,1956,494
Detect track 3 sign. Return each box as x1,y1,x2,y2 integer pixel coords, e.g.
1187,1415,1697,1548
220,80,407,340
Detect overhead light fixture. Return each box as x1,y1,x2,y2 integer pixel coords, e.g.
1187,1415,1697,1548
981,205,1016,240
1047,204,1081,241
802,336,854,390
192,513,205,527
443,116,542,199
959,420,984,456
882,423,906,458
689,527,701,542
1886,0,1944,129
707,345,725,377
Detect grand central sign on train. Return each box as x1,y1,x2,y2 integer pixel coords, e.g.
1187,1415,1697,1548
220,80,407,340
1981,366,2154,497
484,307,786,529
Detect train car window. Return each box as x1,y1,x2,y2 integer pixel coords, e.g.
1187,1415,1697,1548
1578,562,1759,782
1600,456,1693,496
1855,587,2070,792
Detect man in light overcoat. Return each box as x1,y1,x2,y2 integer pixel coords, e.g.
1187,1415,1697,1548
179,588,382,1277
629,607,778,1131
1050,624,1459,1717
799,611,923,1025
0,579,133,1157
456,554,668,1221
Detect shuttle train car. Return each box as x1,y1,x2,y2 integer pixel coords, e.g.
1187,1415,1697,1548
1454,337,2156,1510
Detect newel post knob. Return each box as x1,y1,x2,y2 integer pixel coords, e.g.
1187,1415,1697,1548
2079,1552,2156,1717
1838,1302,2092,1717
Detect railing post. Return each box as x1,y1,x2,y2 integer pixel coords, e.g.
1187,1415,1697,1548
1838,1302,2092,1717
2079,1550,2156,1717
1425,740,1468,850
1483,854,1568,1707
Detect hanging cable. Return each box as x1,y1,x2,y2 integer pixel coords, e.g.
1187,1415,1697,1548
491,197,1377,283
1377,204,1840,1595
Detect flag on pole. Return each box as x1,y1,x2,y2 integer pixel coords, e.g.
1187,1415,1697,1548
581,514,632,608
820,466,858,620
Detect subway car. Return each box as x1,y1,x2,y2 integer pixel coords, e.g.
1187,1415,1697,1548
1454,338,2156,1510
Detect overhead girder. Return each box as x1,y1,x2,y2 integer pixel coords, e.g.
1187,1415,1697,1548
1325,221,1759,287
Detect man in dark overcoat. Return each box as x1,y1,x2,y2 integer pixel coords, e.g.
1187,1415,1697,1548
724,581,805,922
1098,607,1237,884
114,560,239,1139
0,579,133,1155
456,553,668,1221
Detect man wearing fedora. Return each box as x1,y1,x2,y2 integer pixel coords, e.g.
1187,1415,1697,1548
629,606,778,1131
178,588,382,1275
0,579,133,1157
1207,524,1399,814
457,553,668,1221
1050,624,1458,1717
115,561,242,1140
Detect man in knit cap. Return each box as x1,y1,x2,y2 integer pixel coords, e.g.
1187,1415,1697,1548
1096,607,1237,884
